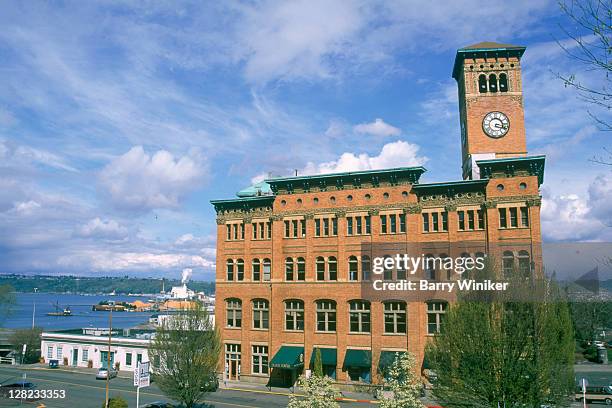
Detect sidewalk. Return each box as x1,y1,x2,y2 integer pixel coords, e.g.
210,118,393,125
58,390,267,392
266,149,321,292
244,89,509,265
220,379,379,403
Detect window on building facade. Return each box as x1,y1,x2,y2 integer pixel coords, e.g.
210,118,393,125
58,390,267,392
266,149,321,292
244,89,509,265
399,213,406,233
315,218,321,237
252,221,270,240
328,257,337,281
381,214,387,233
348,256,359,281
126,352,132,366
502,251,514,276
296,257,305,281
263,258,271,281
478,74,488,93
285,257,294,281
82,348,88,362
520,207,529,227
47,346,53,359
332,217,338,235
236,259,244,281
284,220,290,238
489,73,498,92
365,215,371,234
301,220,306,237
285,300,304,331
226,259,234,281
518,250,531,277
458,211,465,230
422,213,429,232
499,208,508,228
316,257,325,281
384,301,407,334
356,216,362,234
57,346,63,360
347,217,353,235
252,299,269,329
425,254,436,280
361,256,371,281
499,73,508,92
427,301,447,334
251,345,268,375
478,209,485,229
383,255,393,281
252,259,261,281
316,300,337,332
226,299,242,328
390,214,397,233
323,218,330,236
349,300,371,333
509,207,518,228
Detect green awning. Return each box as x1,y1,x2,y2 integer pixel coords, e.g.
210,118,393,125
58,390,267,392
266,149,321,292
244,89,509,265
270,346,305,369
343,349,371,369
310,348,337,366
378,351,406,370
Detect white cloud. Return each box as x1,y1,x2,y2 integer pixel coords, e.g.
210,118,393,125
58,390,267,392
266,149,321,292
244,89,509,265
76,218,128,240
10,200,41,215
353,118,401,137
300,140,427,175
57,251,215,272
99,146,206,212
0,139,77,172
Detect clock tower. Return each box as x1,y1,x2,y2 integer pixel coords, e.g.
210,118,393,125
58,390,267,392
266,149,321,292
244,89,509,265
453,42,528,180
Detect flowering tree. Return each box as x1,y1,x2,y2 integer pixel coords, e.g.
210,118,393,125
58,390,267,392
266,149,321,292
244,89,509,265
287,373,340,408
376,352,425,408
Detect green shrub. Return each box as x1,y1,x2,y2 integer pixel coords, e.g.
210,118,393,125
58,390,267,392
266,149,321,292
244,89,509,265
102,396,128,408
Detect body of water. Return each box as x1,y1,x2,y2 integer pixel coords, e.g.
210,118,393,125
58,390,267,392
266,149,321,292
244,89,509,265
4,293,155,330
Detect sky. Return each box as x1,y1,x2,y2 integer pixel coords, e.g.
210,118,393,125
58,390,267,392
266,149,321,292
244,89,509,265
0,1,610,281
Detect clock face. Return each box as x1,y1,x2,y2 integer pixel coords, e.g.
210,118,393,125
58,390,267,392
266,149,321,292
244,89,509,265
483,111,510,138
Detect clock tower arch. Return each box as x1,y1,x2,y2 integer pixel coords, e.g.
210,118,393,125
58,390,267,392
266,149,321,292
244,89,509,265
453,42,528,179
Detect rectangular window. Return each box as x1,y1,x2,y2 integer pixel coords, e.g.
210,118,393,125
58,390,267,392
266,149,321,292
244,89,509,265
82,349,88,362
47,346,53,359
292,220,298,237
233,224,238,240
432,213,439,232
356,217,362,234
347,217,353,235
252,261,260,281
263,260,271,281
240,223,245,239
442,212,448,231
284,220,290,238
389,214,397,233
285,259,294,281
297,259,305,281
328,259,337,281
285,301,304,331
384,302,407,334
468,210,475,230
226,299,242,328
427,302,447,334
251,345,268,375
499,208,507,228
381,215,387,234
520,207,529,227
332,218,338,235
323,218,330,236
399,213,406,233
126,353,132,367
252,223,257,240
458,211,465,230
316,259,325,281
422,213,429,232
316,301,337,332
301,220,306,237
226,224,231,241
260,222,265,240
365,216,371,234
57,346,63,360
349,301,371,333
266,222,271,239
315,219,321,237
477,209,485,229
253,300,269,329
510,207,518,228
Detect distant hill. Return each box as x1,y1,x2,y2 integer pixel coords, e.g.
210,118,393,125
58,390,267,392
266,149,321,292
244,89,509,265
0,274,215,295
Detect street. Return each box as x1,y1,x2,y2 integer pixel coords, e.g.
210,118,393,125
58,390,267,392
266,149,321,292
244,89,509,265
0,366,375,408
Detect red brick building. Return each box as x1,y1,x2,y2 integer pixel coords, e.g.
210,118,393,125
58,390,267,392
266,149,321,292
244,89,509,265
211,42,544,387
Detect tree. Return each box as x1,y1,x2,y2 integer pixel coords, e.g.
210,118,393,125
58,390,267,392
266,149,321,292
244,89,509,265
313,348,323,377
287,374,340,408
148,303,221,408
376,352,425,408
9,327,42,364
556,0,611,133
0,284,15,326
426,264,575,407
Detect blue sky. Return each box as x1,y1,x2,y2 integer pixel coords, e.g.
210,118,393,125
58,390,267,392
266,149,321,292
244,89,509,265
0,1,610,281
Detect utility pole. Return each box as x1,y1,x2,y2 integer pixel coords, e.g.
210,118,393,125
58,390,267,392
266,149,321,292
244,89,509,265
105,309,112,408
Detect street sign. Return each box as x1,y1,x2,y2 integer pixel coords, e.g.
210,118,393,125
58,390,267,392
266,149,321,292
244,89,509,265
134,361,150,388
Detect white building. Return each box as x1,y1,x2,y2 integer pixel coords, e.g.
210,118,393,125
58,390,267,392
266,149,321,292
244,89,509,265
40,328,153,372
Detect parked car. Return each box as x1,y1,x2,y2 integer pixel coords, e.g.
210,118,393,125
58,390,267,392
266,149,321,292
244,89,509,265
48,359,59,368
95,367,118,380
0,381,38,400
593,341,606,348
141,402,174,408
575,385,612,405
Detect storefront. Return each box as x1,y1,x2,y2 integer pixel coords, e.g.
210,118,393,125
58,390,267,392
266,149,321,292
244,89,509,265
310,347,337,379
343,349,371,383
269,346,304,387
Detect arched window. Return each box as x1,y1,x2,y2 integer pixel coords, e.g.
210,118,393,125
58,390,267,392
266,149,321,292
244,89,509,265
316,300,336,332
262,258,271,281
502,251,515,277
328,256,337,281
226,259,234,281
488,74,498,92
284,300,304,331
361,256,371,281
349,300,371,333
424,254,436,280
518,250,531,277
316,257,325,281
439,253,451,280
285,257,294,281
427,301,447,334
236,259,244,281
252,259,261,281
459,252,471,278
478,74,488,93
384,301,406,334
383,255,393,281
297,257,305,281
348,256,359,281
226,298,242,328
499,73,508,92
252,299,269,329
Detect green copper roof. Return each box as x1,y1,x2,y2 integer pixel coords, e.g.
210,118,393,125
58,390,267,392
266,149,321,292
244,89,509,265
476,155,545,185
266,166,426,194
452,41,526,80
412,179,488,196
236,181,273,198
